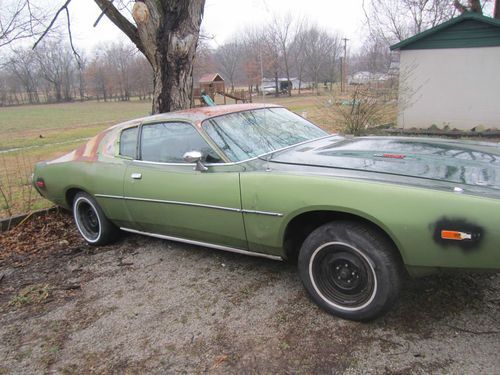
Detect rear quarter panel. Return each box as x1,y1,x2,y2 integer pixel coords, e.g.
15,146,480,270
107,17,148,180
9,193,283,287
34,159,131,227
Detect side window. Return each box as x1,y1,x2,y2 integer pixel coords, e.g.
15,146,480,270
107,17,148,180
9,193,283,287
140,122,222,163
119,127,138,158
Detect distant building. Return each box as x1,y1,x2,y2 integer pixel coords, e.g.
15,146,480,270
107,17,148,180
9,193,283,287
348,71,391,85
391,12,500,130
261,77,312,91
198,73,225,94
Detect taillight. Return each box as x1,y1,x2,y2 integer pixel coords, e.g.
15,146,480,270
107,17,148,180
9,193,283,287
35,178,46,189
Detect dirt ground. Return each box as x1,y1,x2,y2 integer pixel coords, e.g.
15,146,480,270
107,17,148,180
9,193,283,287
0,212,499,374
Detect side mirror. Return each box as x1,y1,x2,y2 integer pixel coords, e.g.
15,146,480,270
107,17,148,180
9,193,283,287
183,151,208,172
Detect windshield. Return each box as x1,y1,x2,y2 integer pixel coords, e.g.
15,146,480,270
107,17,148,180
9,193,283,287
202,107,328,162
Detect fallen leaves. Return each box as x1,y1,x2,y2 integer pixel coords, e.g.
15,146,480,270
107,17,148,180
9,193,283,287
0,210,85,266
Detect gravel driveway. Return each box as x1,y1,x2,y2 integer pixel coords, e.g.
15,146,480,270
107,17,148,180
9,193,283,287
1,229,499,374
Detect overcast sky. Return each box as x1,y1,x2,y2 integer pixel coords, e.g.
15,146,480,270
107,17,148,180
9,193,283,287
67,0,366,52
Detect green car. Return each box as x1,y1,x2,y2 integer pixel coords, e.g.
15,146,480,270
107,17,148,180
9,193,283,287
33,104,500,321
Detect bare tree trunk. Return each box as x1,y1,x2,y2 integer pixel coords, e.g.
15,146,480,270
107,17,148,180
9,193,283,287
79,71,85,101
469,0,483,13
283,50,291,97
495,0,500,19
454,0,483,14
94,0,204,114
297,64,303,94
274,72,279,98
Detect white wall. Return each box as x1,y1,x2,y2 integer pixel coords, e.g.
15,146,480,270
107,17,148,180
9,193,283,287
398,46,500,130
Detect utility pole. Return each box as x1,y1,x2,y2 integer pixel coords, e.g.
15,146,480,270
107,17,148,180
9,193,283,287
340,57,344,93
341,37,349,93
260,48,264,102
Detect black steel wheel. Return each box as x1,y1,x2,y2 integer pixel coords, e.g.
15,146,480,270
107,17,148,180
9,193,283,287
73,192,119,246
298,221,404,321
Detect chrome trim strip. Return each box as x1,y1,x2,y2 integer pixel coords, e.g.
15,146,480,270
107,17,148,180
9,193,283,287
124,196,242,212
95,194,126,200
241,209,284,217
94,194,283,217
120,227,283,261
132,160,198,166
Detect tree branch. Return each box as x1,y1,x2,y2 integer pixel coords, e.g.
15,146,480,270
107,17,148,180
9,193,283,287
93,0,114,27
93,0,144,53
65,6,82,69
32,0,72,50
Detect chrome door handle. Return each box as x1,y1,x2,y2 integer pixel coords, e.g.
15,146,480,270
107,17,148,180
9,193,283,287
131,173,142,180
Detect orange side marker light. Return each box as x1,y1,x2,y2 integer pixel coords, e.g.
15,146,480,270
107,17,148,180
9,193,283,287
441,230,472,241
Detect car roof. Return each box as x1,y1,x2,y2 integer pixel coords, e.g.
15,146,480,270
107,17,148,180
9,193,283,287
49,104,284,164
111,103,283,131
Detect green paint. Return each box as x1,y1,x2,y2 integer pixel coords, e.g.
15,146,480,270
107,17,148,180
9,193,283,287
33,108,500,273
391,12,500,51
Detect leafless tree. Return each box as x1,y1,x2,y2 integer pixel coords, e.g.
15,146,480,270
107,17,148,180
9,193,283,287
76,51,87,101
288,19,310,94
0,0,47,47
23,0,205,113
238,28,265,93
34,40,76,102
97,0,205,112
267,12,295,96
85,52,109,102
362,0,457,43
214,40,242,92
454,0,484,13
336,85,384,135
0,39,154,104
7,47,40,104
103,42,136,101
302,26,338,92
352,35,391,74
325,34,342,90
193,33,215,83
130,55,153,100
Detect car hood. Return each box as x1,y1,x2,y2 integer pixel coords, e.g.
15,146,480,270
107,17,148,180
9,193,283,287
269,136,500,190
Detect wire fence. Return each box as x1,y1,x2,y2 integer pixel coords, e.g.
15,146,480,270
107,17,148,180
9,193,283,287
0,150,51,220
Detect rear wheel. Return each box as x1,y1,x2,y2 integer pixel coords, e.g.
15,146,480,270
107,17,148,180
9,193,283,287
73,192,119,246
298,221,403,321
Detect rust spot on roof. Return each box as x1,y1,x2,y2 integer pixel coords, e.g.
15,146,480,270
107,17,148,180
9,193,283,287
48,103,283,165
175,103,281,118
121,103,283,129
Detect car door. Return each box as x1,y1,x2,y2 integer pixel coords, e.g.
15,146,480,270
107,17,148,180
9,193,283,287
122,121,248,250
93,124,140,230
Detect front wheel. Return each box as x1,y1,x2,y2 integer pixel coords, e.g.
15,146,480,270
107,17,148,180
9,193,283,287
298,221,404,321
73,192,119,246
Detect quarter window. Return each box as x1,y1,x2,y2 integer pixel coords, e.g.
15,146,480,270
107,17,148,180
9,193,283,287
140,122,221,163
119,127,138,158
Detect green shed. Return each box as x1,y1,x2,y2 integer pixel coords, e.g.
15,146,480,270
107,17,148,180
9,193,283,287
390,12,500,130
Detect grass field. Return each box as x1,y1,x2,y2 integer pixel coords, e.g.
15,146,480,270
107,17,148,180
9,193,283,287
0,100,152,151
0,93,395,219
0,100,152,219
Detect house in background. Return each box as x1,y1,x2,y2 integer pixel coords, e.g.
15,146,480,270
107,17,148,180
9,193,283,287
348,71,391,85
390,12,500,131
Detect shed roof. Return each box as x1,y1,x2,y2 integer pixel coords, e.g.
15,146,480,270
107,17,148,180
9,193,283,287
390,12,500,51
199,73,224,83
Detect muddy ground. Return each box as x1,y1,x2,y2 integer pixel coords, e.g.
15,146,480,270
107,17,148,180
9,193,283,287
0,212,499,374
